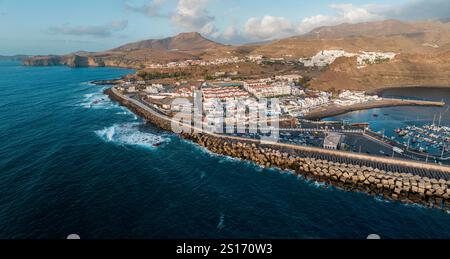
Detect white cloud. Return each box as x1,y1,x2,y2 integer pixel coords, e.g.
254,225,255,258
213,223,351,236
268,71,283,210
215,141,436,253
382,0,450,21
297,4,384,34
122,0,450,43
222,26,238,40
125,0,167,18
49,20,128,38
238,4,384,41
170,0,217,35
244,16,297,41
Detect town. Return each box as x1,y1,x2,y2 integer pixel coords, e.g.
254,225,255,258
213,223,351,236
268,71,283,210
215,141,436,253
115,74,384,122
110,60,448,166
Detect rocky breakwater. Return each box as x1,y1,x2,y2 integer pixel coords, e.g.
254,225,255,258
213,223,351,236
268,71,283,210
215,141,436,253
106,87,450,210
105,88,172,131
182,133,450,210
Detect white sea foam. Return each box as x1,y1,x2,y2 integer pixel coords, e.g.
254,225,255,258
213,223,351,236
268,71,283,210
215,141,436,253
79,89,114,110
305,179,329,189
374,196,392,204
95,123,168,149
80,82,96,87
78,89,139,121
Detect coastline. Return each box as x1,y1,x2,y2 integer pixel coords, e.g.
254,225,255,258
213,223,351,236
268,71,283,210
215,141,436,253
303,98,445,121
105,86,450,211
368,85,450,96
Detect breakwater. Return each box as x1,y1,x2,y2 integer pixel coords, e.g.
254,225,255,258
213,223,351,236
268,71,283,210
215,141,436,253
106,88,450,210
304,98,445,120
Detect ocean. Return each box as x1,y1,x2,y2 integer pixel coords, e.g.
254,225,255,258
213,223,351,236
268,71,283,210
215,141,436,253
1,61,450,239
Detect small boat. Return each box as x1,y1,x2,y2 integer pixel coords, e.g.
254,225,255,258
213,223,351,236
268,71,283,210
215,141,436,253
152,142,163,147
373,114,379,118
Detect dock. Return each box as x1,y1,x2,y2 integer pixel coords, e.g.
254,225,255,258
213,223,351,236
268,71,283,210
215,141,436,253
304,98,445,120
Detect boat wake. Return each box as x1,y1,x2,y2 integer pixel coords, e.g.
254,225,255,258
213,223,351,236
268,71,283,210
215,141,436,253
217,213,225,230
95,123,168,149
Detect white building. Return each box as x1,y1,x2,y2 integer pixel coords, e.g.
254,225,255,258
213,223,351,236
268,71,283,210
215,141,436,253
244,82,292,99
323,133,344,150
299,50,355,67
275,74,303,83
299,50,396,68
334,90,382,106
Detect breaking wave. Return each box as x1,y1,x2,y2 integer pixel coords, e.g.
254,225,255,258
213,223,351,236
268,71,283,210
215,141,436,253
78,89,114,110
80,82,96,87
95,123,168,149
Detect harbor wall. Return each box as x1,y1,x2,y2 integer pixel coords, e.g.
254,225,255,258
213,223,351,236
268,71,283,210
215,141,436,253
304,98,445,120
106,88,450,210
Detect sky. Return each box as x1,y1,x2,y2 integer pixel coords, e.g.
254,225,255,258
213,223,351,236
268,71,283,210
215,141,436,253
1,0,449,55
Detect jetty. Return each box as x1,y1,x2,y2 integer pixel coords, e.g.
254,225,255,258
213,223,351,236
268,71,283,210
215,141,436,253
107,87,450,210
304,98,445,120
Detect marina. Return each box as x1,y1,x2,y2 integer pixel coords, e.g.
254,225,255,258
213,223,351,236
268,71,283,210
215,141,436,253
394,124,450,159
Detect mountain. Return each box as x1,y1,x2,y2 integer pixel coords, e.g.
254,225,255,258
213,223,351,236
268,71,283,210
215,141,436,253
113,32,223,52
24,32,227,68
305,20,420,39
310,51,450,92
23,19,450,92
252,19,450,58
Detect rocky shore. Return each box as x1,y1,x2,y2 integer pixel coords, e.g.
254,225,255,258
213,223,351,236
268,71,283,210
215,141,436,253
91,79,123,86
106,88,450,211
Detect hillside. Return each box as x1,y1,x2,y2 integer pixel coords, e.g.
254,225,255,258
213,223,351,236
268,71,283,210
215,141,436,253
24,32,228,68
113,32,223,52
310,51,450,92
251,20,450,57
23,19,450,91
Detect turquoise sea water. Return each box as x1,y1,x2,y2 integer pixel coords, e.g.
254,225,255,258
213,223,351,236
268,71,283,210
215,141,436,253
1,61,450,239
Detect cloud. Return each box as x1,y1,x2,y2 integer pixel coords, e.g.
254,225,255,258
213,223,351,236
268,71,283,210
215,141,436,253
125,0,167,18
244,16,297,41
170,0,217,35
122,0,450,44
49,20,128,38
240,4,384,41
297,4,384,34
126,0,217,36
381,0,450,21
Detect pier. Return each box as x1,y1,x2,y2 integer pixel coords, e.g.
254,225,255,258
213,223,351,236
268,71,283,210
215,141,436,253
304,98,446,120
